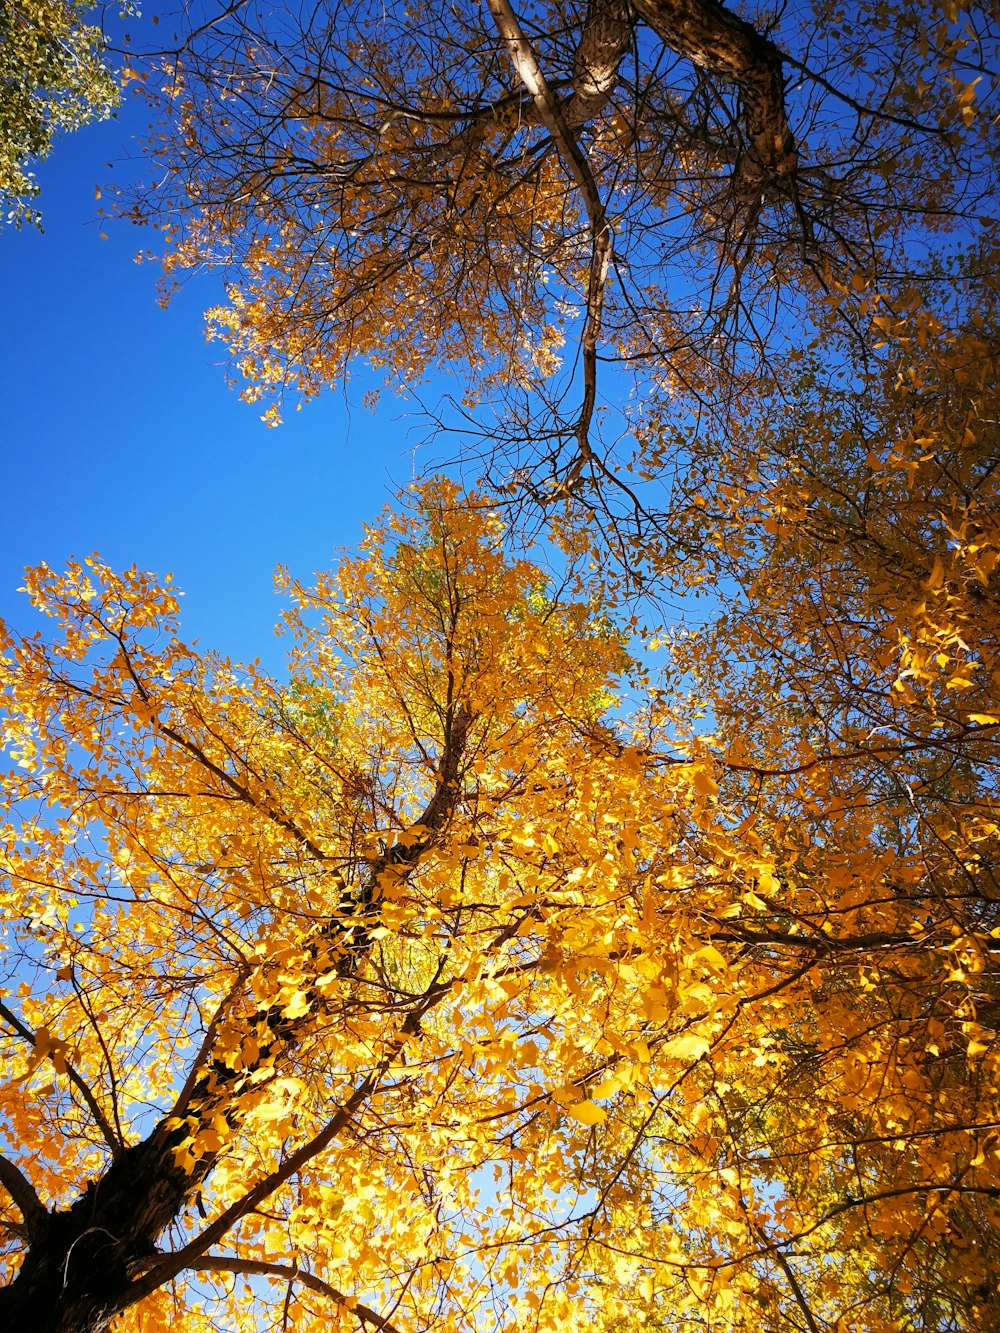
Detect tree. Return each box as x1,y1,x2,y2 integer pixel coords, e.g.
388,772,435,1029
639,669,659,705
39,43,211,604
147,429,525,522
129,0,998,478
1,0,119,227
0,483,660,1331
6,2,998,1329
1,478,998,1332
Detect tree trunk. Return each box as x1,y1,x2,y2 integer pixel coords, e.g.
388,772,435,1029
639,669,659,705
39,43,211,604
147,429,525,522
0,1133,191,1333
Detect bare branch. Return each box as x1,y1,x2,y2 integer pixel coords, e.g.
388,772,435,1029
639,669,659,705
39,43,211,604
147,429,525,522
485,0,605,229
486,0,612,463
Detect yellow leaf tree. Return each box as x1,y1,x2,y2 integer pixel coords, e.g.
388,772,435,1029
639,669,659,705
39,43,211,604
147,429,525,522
615,299,1000,1330
0,481,697,1330
8,3,998,1328
3,468,997,1331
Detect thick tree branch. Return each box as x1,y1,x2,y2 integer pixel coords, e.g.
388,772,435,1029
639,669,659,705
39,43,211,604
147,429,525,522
166,699,472,1129
123,982,449,1310
485,0,605,233
166,970,249,1125
0,680,473,1332
564,0,632,127
127,1075,382,1303
381,700,472,857
0,1153,46,1240
631,0,797,194
486,0,612,464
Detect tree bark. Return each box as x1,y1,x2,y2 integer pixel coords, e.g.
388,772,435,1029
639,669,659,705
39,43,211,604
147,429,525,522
631,0,798,192
0,1134,193,1333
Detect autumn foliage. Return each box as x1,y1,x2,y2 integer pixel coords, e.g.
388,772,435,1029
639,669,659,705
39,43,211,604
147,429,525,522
2,428,998,1329
0,0,118,227
3,0,1000,1330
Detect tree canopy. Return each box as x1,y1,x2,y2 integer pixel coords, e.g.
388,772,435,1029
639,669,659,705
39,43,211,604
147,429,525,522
132,0,997,463
2,423,999,1330
2,0,1000,1330
1,0,119,227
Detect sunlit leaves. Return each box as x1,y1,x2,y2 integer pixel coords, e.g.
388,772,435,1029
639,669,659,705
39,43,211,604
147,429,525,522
0,433,998,1328
0,0,119,227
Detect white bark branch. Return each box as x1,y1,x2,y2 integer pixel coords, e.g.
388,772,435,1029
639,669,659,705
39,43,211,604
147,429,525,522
485,0,612,463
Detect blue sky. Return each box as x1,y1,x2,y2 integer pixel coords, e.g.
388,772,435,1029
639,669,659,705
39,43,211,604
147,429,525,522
0,76,431,675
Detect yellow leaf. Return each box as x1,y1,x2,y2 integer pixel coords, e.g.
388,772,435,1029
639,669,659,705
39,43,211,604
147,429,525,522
694,944,728,972
663,1031,711,1061
565,1101,607,1126
280,989,311,1019
590,1076,622,1099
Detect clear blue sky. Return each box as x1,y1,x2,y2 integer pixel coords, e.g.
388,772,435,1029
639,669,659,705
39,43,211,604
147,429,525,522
0,73,434,675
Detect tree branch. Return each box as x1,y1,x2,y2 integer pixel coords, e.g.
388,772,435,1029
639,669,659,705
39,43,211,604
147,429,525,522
770,1245,823,1333
192,1256,403,1332
631,0,797,194
0,997,124,1157
122,982,449,1310
564,0,632,127
486,0,612,464
122,1075,381,1306
0,1153,46,1239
